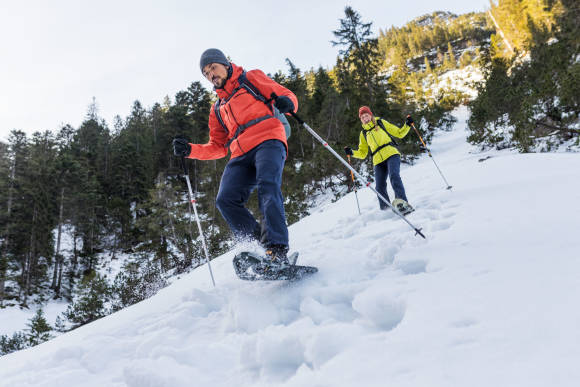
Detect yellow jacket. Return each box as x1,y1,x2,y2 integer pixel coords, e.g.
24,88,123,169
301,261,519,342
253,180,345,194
351,117,410,165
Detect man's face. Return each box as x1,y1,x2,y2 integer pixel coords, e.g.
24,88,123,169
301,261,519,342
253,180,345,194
360,112,372,124
202,63,229,88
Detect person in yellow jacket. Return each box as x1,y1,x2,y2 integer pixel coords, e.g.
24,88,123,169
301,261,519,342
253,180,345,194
344,106,414,215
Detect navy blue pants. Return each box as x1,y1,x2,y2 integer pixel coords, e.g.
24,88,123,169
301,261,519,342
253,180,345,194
374,154,408,210
216,140,288,247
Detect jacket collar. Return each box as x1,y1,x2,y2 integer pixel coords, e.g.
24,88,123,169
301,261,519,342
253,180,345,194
362,118,378,131
215,62,244,100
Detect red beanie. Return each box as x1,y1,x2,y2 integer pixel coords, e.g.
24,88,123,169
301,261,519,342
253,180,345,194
359,106,373,118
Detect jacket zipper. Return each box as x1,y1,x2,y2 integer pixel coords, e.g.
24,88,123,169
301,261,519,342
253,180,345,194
368,130,385,162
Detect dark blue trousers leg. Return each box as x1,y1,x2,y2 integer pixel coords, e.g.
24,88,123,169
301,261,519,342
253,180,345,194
215,140,288,247
387,154,408,202
374,161,390,210
255,140,288,247
216,153,260,242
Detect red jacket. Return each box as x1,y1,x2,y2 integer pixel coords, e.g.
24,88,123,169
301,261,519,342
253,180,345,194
188,63,298,160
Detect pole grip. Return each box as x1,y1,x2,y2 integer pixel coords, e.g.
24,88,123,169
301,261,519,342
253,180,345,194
180,156,188,175
410,121,428,148
289,111,305,125
347,155,356,183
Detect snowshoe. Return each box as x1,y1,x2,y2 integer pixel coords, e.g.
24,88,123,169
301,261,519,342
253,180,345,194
392,198,415,216
233,251,317,281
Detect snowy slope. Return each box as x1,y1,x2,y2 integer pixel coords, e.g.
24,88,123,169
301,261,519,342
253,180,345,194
1,107,579,387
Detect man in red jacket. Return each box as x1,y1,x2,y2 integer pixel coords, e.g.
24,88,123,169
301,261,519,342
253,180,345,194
173,48,298,267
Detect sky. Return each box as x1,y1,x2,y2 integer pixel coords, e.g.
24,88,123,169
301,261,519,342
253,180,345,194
0,0,489,141
1,107,579,386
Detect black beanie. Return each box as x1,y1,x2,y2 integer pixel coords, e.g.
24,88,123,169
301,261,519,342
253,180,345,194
199,48,229,73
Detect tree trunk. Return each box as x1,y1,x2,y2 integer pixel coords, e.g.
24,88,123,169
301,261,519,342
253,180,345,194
23,206,38,306
298,128,305,158
52,187,65,291
0,255,5,307
1,159,16,306
56,255,64,297
88,211,95,272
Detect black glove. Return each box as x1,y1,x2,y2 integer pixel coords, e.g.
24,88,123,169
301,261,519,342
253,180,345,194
405,115,414,126
344,146,353,156
173,138,192,157
274,95,294,114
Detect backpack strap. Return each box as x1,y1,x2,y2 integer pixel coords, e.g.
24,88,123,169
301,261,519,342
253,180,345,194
214,71,290,148
376,118,399,148
224,114,274,148
361,118,400,157
362,129,389,157
214,100,228,134
238,72,272,105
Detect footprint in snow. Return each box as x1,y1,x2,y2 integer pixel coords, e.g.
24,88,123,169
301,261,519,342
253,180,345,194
429,219,454,232
352,289,406,331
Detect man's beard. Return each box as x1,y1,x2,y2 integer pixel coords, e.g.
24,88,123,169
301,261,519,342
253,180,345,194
213,76,226,89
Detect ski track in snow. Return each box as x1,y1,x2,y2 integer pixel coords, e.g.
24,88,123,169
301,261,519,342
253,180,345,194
1,105,580,386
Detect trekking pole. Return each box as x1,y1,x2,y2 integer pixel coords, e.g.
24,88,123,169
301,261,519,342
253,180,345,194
180,157,216,287
279,99,425,239
408,116,452,190
347,155,361,215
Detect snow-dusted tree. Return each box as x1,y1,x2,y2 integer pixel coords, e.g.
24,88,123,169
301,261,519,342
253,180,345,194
25,309,53,346
63,273,112,328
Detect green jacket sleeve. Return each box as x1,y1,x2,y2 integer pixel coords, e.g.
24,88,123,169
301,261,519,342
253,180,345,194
352,131,368,159
381,118,410,139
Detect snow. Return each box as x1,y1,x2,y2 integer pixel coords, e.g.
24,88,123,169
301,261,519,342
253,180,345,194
1,106,580,386
0,301,68,337
425,65,484,99
0,225,135,337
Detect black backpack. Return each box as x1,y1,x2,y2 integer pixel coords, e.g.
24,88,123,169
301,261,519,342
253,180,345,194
213,71,291,148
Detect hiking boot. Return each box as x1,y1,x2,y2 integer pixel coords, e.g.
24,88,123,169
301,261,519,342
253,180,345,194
264,244,290,269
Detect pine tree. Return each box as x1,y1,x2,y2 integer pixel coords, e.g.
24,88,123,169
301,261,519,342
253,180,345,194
446,42,456,69
69,108,111,275
424,56,433,73
50,124,82,299
63,273,112,328
25,309,53,346
332,6,386,105
111,256,166,311
459,51,473,68
0,141,10,306
436,47,444,67
0,332,27,356
19,131,60,304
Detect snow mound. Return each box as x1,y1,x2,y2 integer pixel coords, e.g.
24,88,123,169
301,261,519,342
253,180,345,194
1,106,580,387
